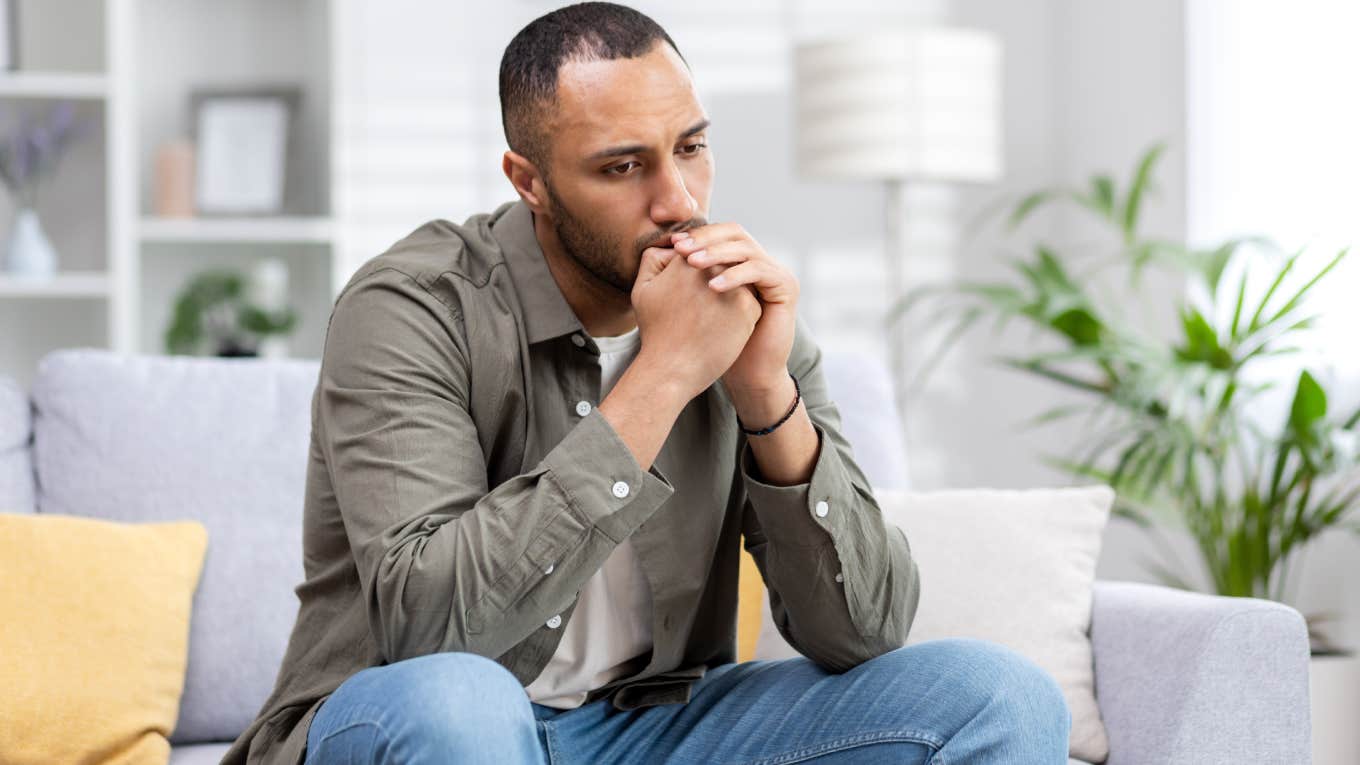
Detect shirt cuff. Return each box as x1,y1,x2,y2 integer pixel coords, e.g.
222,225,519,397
542,406,675,543
739,420,855,548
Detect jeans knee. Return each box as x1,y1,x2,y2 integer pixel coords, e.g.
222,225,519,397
932,638,1070,730
398,652,531,716
336,652,536,756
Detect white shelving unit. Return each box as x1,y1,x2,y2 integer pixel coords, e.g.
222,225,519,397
0,72,108,99
1,0,341,390
139,217,335,245
0,272,110,298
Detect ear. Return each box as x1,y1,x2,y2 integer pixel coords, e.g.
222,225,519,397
502,150,550,215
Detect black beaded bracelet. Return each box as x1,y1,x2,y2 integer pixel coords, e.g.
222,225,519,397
737,372,800,436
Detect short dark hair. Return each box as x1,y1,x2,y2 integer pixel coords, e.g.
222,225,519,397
498,2,688,176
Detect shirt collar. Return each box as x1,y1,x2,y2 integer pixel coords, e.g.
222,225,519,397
492,198,587,345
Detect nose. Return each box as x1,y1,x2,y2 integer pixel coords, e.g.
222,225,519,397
649,157,698,227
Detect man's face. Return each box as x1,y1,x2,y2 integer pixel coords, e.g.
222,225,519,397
537,41,713,293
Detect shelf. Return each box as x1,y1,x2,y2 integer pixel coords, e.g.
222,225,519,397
0,271,110,297
0,72,108,99
139,216,335,244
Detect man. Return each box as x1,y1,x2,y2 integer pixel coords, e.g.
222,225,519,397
223,3,1072,763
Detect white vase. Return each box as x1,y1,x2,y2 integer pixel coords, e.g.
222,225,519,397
5,207,58,279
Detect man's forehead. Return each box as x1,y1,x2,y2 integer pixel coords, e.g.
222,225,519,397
552,46,704,150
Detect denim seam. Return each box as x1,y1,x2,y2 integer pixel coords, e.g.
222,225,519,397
738,728,946,765
542,718,561,764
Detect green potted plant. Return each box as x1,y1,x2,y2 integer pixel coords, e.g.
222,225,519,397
164,267,299,357
890,142,1359,654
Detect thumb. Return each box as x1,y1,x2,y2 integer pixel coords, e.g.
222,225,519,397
636,246,678,285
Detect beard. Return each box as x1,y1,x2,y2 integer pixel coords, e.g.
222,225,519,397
543,180,706,294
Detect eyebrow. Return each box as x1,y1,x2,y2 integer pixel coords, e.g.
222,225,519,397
586,118,711,161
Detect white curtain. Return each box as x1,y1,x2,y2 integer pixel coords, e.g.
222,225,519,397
1186,0,1360,396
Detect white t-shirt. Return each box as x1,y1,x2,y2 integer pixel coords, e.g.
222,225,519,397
523,324,654,709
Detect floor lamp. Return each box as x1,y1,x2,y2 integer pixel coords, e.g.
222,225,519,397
793,27,1003,416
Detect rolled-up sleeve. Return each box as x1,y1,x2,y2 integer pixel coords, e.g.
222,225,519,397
319,268,674,664
738,315,920,672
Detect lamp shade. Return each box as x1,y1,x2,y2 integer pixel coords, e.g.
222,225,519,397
794,27,1002,183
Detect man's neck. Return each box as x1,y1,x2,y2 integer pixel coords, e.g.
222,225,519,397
532,210,638,337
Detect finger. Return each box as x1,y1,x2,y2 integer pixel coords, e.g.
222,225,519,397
655,246,684,269
637,246,678,282
708,261,798,304
684,240,754,269
671,222,747,251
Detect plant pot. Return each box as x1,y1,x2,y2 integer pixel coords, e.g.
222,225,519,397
216,338,258,358
4,207,58,279
1309,648,1360,764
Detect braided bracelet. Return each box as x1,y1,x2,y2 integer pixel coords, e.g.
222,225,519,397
737,372,800,436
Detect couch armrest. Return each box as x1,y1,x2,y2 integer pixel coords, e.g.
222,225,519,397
1090,580,1311,765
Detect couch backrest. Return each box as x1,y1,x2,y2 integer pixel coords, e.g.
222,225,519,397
820,348,911,491
30,349,320,744
25,345,909,743
0,375,35,515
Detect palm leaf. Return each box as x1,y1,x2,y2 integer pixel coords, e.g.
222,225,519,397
1121,142,1166,241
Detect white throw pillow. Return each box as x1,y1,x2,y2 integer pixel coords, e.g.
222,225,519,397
753,485,1113,764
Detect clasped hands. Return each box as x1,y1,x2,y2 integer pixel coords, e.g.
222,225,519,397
654,224,800,398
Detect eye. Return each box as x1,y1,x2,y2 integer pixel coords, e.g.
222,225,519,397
680,142,707,156
606,161,640,176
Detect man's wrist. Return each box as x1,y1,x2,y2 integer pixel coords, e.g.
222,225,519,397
617,358,692,413
727,372,797,429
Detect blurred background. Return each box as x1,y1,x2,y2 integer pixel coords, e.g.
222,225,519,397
2,0,1356,753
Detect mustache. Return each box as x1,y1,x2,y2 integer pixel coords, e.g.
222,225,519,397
638,216,709,251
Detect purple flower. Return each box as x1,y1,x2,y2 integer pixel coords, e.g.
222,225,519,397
13,124,32,185
0,101,91,202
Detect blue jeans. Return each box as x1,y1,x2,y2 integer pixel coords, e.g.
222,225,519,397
304,638,1072,764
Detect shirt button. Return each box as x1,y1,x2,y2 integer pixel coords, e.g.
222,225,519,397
575,400,592,417
546,614,562,629
834,571,844,583
612,481,631,498
814,500,830,517
543,562,555,575
571,334,586,347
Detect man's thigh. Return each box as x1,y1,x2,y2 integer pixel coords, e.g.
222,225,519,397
535,638,1071,765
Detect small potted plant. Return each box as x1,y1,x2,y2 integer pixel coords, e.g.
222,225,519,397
164,266,299,357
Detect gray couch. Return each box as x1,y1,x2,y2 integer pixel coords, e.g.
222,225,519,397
0,348,1312,764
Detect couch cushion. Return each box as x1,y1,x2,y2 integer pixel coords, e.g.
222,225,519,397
0,375,35,514
0,513,207,764
31,349,319,744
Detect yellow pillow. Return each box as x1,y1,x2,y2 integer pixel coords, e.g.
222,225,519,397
0,512,208,765
737,535,764,662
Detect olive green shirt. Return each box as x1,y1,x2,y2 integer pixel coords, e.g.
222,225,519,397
222,199,921,765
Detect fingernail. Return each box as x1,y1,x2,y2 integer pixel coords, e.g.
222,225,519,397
687,249,707,262
709,275,726,288
673,231,690,240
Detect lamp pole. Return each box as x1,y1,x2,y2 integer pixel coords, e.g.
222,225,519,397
885,178,909,419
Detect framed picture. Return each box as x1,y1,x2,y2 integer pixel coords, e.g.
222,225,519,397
190,87,300,215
